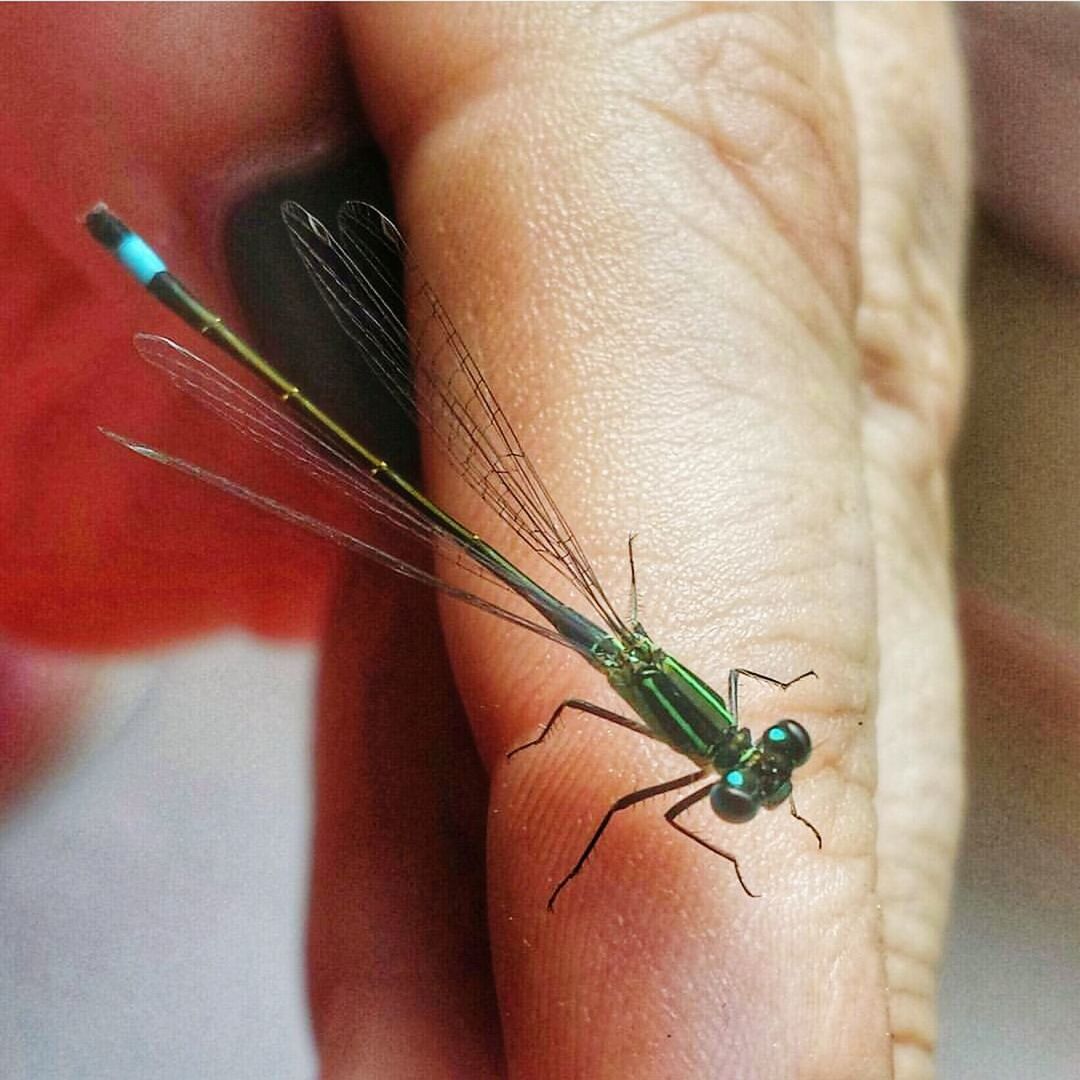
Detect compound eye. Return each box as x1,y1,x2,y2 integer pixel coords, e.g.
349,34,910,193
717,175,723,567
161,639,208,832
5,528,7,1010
710,769,762,823
762,719,811,768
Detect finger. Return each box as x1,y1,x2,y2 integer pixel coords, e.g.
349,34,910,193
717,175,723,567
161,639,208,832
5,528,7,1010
349,5,886,1076
311,558,501,1078
838,4,970,1070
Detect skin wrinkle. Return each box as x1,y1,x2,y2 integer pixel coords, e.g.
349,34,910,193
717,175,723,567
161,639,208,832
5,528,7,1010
886,896,950,972
616,2,743,48
629,4,838,112
887,951,938,1034
860,269,968,453
630,72,855,329
846,16,970,450
883,905,952,993
635,120,857,371
643,358,847,469
645,122,853,373
861,414,963,512
881,470,957,596
694,22,855,315
862,411,955,545
903,284,968,454
889,971,939,1033
676,269,856,421
438,8,858,347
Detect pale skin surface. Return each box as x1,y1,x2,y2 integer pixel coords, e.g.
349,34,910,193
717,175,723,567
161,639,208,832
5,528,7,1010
317,6,967,1078
3,5,970,1078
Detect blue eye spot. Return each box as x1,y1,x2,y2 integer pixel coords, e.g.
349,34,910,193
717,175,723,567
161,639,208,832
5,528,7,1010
767,727,787,743
724,769,745,788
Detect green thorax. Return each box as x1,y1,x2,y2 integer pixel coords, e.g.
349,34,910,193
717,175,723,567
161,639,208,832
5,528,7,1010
593,631,750,769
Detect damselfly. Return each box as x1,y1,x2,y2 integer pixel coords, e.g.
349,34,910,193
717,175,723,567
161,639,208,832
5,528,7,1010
85,200,821,909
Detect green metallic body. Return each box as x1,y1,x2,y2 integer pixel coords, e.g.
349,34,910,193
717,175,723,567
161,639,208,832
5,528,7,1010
87,202,818,906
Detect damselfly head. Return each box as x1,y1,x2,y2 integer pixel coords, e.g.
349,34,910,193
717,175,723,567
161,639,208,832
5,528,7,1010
710,767,764,823
708,719,812,823
759,719,812,770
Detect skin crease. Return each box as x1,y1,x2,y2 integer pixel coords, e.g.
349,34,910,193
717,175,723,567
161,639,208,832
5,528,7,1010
0,4,987,1079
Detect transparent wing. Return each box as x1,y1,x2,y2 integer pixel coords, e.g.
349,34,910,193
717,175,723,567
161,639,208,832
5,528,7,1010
101,422,573,651
282,201,628,636
132,333,542,612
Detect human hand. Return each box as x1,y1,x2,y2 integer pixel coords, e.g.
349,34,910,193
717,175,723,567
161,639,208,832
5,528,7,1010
312,6,968,1077
1,5,970,1077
